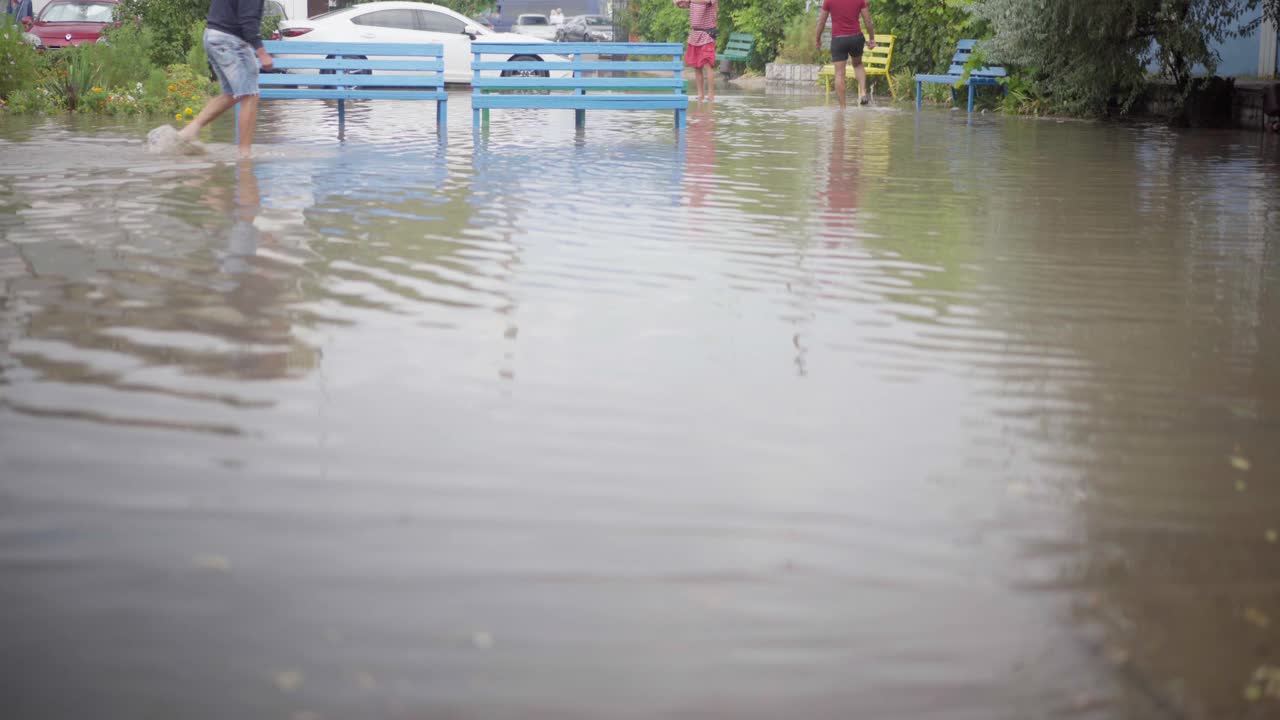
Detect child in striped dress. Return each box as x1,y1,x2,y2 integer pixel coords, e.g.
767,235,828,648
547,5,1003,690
675,0,717,102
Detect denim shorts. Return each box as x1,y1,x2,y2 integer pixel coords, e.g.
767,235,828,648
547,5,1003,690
204,27,259,97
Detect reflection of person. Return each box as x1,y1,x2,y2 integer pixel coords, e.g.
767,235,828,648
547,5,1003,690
820,114,859,237
675,0,716,103
223,160,263,275
815,0,876,108
685,103,715,208
177,0,275,158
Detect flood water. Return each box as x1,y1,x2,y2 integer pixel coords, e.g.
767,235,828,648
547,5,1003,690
2,92,1279,720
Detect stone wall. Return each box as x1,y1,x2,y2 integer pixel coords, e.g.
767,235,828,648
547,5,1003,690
765,63,821,85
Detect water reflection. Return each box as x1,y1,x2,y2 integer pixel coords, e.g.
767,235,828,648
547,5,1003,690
1,100,1278,720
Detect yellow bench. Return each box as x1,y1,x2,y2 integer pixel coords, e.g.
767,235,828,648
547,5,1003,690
818,34,896,97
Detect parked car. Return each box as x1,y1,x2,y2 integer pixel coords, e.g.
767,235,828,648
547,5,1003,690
512,13,556,41
21,0,116,49
276,1,568,85
555,14,612,42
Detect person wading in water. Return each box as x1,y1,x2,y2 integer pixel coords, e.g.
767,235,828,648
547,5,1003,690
815,0,876,108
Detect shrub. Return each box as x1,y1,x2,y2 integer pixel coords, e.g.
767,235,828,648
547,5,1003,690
186,21,210,78
0,16,41,101
93,21,158,88
115,0,205,66
4,86,65,113
776,10,828,65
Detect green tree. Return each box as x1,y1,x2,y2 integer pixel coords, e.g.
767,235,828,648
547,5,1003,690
974,0,1267,116
870,0,979,75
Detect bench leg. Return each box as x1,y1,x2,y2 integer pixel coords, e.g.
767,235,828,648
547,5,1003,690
915,81,921,110
472,107,480,129
436,99,446,135
575,109,585,128
338,99,345,139
676,108,685,129
968,84,975,113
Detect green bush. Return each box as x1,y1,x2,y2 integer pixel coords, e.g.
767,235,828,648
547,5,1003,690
776,10,827,65
115,0,205,66
90,21,157,88
0,17,41,101
721,0,806,69
186,21,209,77
4,86,65,113
628,0,689,44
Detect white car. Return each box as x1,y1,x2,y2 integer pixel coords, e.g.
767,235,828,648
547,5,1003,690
512,13,557,41
277,2,567,85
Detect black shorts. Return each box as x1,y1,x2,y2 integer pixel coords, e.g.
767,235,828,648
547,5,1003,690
830,34,865,62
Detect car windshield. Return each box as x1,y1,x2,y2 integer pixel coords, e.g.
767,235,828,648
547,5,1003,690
586,16,609,25
38,2,114,22
518,16,548,25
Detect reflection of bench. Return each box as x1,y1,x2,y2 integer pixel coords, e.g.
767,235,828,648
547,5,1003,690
257,41,447,139
471,42,688,129
818,33,895,97
914,39,1006,113
720,32,755,73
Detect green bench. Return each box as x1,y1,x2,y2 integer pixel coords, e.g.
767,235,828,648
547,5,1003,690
719,32,754,74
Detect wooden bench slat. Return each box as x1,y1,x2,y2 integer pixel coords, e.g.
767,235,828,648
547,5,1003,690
473,42,681,55
473,95,687,110
260,88,448,101
470,60,683,72
473,77,683,89
265,40,444,57
270,58,444,72
260,73,443,88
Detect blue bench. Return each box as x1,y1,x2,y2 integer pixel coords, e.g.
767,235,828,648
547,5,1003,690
915,39,1007,113
253,40,447,139
470,42,689,130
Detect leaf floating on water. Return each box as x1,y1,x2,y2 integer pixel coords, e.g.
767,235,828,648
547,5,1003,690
1245,684,1263,702
193,554,230,571
471,631,495,650
273,670,304,693
1244,607,1272,629
1236,480,1248,492
356,671,377,691
1267,529,1278,544
1230,455,1252,472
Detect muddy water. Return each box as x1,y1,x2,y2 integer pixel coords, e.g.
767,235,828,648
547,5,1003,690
1,94,1279,720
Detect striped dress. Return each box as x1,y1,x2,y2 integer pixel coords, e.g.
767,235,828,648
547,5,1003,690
687,0,717,47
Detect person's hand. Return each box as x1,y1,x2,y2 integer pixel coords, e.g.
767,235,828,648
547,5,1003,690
257,46,274,72
815,37,822,50
867,38,876,50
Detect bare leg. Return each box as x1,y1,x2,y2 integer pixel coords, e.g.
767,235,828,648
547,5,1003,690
853,58,867,102
180,94,237,142
693,65,705,102
704,65,714,102
833,61,847,108
236,94,260,158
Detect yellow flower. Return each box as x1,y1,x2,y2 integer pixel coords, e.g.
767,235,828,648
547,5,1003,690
175,113,182,120
91,86,102,92
168,84,176,92
185,107,193,115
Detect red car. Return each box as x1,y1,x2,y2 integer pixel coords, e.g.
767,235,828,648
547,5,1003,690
22,0,118,49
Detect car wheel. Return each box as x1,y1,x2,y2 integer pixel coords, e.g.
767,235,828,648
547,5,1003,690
320,54,370,90
500,54,549,78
